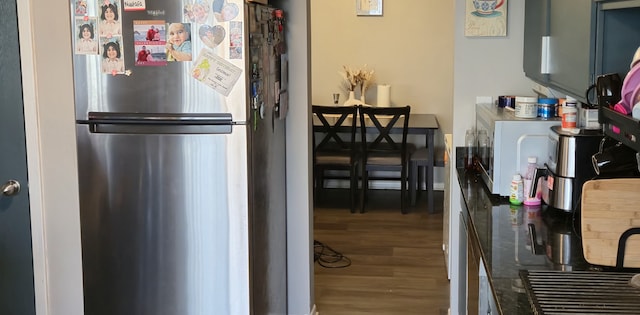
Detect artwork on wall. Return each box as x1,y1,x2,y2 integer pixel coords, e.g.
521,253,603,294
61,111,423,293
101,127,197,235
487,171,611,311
356,0,382,16
465,0,507,37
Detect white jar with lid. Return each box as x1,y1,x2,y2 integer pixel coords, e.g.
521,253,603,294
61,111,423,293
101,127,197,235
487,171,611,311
515,96,538,118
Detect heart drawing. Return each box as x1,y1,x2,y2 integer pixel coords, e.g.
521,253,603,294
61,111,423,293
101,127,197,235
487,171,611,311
199,25,226,49
212,0,239,22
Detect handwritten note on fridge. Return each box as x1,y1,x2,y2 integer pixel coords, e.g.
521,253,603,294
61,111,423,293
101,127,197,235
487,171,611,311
191,49,242,97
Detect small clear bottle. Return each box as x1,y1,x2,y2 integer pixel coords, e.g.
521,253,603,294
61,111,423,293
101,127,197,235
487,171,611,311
477,130,489,167
523,157,541,205
464,129,475,170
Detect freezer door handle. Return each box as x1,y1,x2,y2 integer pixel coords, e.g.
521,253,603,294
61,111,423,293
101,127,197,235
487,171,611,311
84,112,234,134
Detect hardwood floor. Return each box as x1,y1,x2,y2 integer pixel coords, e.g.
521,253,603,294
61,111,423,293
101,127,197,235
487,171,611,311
313,188,450,315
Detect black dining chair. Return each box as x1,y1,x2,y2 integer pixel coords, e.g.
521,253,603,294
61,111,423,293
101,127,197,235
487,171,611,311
358,105,411,214
312,105,360,213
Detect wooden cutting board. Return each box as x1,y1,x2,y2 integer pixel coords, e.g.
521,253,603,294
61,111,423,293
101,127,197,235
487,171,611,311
581,178,640,268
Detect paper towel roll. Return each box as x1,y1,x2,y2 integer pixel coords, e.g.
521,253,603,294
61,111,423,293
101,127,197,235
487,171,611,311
377,84,391,107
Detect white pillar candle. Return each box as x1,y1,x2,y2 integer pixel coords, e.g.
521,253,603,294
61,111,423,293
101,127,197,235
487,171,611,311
377,84,391,107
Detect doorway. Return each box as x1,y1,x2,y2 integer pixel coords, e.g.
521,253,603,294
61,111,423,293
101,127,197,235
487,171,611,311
0,0,37,314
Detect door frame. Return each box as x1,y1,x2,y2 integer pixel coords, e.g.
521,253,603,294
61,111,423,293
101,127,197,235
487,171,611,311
16,1,51,314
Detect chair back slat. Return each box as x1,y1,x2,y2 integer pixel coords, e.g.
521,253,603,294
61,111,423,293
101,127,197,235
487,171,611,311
359,106,411,159
312,105,359,155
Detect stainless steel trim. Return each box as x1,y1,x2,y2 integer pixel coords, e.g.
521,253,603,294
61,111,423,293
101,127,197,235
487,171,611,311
478,162,494,192
84,112,234,134
87,112,233,123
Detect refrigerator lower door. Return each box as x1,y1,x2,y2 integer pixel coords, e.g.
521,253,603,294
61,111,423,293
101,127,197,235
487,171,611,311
76,122,248,315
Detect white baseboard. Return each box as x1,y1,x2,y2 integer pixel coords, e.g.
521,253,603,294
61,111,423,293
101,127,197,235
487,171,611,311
310,304,318,315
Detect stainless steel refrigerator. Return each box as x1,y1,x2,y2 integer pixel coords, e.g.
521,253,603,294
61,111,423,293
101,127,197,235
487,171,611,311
70,1,287,314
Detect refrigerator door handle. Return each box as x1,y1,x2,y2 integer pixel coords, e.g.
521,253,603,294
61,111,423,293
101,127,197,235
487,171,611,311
83,112,234,134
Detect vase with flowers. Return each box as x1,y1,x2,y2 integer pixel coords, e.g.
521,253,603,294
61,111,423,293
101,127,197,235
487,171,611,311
340,64,375,106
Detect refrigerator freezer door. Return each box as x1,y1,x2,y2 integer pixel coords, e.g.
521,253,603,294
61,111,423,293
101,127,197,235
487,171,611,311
76,123,249,315
72,0,247,122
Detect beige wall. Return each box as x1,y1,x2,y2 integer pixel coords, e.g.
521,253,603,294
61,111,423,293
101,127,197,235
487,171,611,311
310,0,455,135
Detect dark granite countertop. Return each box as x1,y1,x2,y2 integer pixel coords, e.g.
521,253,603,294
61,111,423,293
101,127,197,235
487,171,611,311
456,168,593,315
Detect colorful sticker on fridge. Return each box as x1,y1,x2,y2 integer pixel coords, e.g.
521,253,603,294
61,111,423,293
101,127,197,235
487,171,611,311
74,0,88,16
75,17,99,55
184,0,210,24
98,0,123,38
123,0,145,11
101,38,125,75
191,49,242,96
213,0,239,22
229,21,242,59
166,22,193,62
199,25,225,49
133,20,167,66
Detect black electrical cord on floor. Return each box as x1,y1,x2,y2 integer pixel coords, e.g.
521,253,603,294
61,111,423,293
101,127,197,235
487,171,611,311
314,240,351,268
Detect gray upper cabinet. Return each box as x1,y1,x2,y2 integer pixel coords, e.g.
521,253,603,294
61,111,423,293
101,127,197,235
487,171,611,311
594,1,640,78
523,0,549,85
525,0,640,103
524,0,595,102
547,0,595,101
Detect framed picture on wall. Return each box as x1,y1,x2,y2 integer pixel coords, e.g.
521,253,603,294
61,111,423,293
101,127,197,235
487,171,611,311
356,0,383,16
465,0,508,36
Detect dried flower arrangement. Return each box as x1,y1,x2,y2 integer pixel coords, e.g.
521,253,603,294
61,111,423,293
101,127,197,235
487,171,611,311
339,64,376,98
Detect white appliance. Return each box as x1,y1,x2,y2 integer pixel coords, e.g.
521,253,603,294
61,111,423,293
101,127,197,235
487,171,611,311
70,1,288,314
476,103,561,196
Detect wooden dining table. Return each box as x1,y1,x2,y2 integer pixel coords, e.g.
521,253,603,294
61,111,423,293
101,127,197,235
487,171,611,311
313,110,440,212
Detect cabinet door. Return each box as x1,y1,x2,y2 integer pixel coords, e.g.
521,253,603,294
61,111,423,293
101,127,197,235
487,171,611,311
466,218,480,315
523,0,549,84
458,215,468,314
548,0,595,100
595,2,640,79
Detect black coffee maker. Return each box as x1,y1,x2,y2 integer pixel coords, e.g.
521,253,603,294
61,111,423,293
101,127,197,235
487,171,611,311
532,126,603,212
